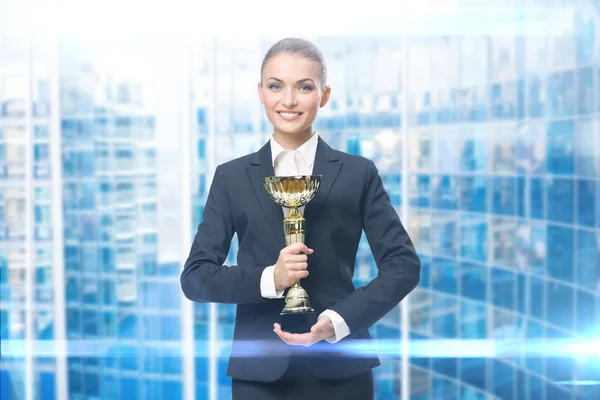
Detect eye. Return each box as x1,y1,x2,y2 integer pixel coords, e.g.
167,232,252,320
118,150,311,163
299,85,313,92
268,84,281,90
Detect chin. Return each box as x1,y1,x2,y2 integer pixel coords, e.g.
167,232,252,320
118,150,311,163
274,126,310,135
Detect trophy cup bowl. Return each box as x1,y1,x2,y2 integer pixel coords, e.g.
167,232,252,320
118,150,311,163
263,175,321,333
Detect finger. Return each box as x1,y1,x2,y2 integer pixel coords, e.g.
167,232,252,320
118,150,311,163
274,325,315,346
294,271,309,280
288,244,314,255
273,324,292,343
310,318,327,334
288,254,308,263
283,243,307,254
274,324,297,340
287,262,308,271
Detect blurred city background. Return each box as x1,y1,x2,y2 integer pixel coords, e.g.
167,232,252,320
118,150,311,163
1,0,599,399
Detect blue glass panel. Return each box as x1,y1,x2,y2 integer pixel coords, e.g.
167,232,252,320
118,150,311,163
529,374,544,399
459,135,487,172
529,277,545,321
67,309,80,337
546,383,572,400
492,360,514,399
419,255,430,289
460,216,487,262
546,356,574,383
83,373,99,397
142,380,160,400
576,229,600,291
0,311,8,339
528,75,545,118
460,386,485,400
195,357,208,381
118,314,138,339
431,257,457,295
547,178,574,224
102,312,116,338
493,176,517,215
460,358,486,390
432,175,457,210
33,143,49,162
68,371,81,395
548,70,576,117
575,119,598,177
142,315,161,341
460,300,486,339
546,225,574,282
576,67,594,114
530,178,545,219
82,311,98,337
162,381,182,400
546,120,575,174
460,262,486,302
432,377,456,399
162,349,182,375
546,282,573,328
432,296,457,338
577,179,596,227
516,273,527,315
458,176,487,212
416,175,430,207
576,289,597,335
515,369,526,400
120,378,138,399
161,316,181,340
597,66,600,113
433,357,457,379
492,268,515,311
38,372,55,400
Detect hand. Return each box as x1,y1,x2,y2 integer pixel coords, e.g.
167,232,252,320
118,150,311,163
273,316,335,347
274,243,314,290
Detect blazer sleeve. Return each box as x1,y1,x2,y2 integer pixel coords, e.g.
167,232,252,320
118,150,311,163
180,164,271,304
328,159,421,337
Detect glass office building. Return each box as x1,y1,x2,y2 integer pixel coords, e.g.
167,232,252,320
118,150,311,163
1,1,599,399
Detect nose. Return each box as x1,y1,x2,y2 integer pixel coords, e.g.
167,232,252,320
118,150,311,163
281,88,298,108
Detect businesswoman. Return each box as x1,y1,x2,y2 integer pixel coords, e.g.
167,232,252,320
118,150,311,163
181,37,421,400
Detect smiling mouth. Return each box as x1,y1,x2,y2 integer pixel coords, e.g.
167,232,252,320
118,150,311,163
278,111,303,120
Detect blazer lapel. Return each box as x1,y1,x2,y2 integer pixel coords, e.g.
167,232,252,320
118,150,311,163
304,136,342,220
247,142,286,249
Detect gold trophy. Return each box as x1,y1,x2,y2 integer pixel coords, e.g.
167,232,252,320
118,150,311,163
263,175,321,333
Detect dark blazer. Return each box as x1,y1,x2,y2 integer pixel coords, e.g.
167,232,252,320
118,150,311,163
181,136,421,382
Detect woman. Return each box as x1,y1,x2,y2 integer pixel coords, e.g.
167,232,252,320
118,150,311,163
181,37,421,400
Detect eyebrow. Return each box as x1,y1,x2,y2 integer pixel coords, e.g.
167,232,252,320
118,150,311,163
266,77,315,84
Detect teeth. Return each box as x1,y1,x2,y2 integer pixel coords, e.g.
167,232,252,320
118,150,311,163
280,112,300,117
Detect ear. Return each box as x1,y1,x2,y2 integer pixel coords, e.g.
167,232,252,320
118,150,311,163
319,86,331,108
258,81,264,104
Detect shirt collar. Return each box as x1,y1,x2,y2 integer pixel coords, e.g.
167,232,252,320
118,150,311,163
270,132,319,167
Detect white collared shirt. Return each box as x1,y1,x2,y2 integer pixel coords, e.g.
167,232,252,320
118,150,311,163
259,132,350,343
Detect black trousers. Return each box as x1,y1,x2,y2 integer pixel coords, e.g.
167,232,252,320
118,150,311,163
231,357,374,400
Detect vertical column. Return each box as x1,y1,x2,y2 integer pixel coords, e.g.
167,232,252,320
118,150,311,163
179,35,196,400
23,1,34,398
48,12,68,400
207,36,218,400
400,33,410,400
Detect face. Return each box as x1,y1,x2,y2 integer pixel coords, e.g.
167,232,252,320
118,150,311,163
258,53,331,138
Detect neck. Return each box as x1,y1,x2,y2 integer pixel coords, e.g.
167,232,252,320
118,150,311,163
273,128,315,150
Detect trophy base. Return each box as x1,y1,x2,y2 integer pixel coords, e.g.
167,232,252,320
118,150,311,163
280,309,317,334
